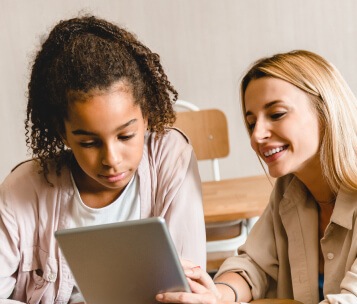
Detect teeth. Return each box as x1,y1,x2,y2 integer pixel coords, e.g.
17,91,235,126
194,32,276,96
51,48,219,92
264,146,284,157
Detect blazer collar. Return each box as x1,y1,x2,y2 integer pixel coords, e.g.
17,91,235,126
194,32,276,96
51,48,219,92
331,186,357,230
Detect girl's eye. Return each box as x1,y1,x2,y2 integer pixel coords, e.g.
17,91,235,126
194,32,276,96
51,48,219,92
271,112,286,120
79,141,99,148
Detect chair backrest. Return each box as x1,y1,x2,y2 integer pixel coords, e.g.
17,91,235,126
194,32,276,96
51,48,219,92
174,100,230,181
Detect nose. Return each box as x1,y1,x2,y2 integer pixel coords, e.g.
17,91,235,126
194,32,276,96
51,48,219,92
101,143,122,167
251,119,271,143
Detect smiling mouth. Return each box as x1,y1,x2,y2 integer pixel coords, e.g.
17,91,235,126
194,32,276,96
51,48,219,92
263,145,288,157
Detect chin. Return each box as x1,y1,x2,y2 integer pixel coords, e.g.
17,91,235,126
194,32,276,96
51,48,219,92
268,169,287,179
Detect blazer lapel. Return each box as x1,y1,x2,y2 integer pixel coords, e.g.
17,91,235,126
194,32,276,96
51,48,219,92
279,177,319,304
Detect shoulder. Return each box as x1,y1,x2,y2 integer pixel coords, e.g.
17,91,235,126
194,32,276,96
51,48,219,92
3,159,43,186
145,128,192,157
147,127,189,145
139,128,195,178
1,159,71,197
0,160,74,226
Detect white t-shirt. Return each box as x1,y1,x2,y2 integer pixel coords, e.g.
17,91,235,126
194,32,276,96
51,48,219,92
69,173,140,227
68,173,140,303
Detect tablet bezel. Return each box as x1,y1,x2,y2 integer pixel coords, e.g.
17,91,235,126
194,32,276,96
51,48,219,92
55,217,190,304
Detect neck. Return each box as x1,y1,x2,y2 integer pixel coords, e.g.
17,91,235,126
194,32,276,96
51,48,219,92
295,171,335,204
71,162,123,208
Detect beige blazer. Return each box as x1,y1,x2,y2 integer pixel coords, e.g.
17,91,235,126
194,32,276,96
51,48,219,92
216,174,357,304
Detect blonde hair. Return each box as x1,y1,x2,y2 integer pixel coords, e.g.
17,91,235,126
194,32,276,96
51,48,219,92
240,50,357,193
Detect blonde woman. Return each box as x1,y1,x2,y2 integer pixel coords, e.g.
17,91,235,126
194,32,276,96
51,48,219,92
156,50,357,304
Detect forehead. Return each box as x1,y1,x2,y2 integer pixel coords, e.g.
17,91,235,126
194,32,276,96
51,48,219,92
65,84,143,131
244,77,312,113
67,80,133,104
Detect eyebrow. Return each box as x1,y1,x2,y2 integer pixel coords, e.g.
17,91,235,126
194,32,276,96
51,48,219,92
71,119,137,136
245,100,283,117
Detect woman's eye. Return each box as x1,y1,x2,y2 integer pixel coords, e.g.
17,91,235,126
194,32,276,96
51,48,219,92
247,122,256,131
271,112,286,120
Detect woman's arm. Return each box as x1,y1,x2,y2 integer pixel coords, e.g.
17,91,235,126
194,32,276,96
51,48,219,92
215,272,253,303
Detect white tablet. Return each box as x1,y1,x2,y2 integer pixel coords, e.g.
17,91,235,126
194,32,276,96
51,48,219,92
55,217,190,304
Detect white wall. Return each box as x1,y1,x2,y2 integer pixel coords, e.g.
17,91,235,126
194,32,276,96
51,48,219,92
1,0,357,182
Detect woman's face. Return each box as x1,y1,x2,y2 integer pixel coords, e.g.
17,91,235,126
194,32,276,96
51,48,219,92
244,77,321,180
63,81,147,198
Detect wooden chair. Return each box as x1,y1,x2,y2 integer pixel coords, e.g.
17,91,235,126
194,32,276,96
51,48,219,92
174,100,247,273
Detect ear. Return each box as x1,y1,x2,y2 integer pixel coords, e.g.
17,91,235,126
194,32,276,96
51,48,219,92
60,133,71,149
144,117,149,130
63,139,71,149
57,119,72,149
58,132,71,148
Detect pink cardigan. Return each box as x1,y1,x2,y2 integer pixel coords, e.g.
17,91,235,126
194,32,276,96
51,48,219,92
0,129,206,303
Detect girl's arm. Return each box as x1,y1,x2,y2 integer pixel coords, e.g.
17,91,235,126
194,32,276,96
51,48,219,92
164,151,207,268
0,191,20,299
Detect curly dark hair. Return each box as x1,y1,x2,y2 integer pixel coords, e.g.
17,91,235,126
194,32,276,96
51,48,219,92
25,15,178,180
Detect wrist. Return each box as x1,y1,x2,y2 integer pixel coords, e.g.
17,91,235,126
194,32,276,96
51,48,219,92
214,281,238,303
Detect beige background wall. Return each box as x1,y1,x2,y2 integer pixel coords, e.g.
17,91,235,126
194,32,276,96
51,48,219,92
1,0,357,182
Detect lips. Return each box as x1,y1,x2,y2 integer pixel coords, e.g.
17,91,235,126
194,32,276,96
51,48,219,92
99,171,127,183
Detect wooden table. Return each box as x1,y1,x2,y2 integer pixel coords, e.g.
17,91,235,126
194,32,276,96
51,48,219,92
250,299,303,304
202,175,274,223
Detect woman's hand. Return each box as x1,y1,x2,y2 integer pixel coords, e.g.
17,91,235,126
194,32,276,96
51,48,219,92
156,259,222,304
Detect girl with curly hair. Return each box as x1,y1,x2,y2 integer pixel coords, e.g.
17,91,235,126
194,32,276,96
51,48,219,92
157,50,357,304
0,15,206,303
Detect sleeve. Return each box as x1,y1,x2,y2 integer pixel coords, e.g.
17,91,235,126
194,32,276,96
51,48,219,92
213,178,290,300
68,286,85,303
163,152,207,270
214,204,274,299
0,183,21,299
152,130,206,270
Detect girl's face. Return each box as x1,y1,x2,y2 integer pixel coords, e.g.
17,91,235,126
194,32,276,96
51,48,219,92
244,77,321,180
63,82,148,198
